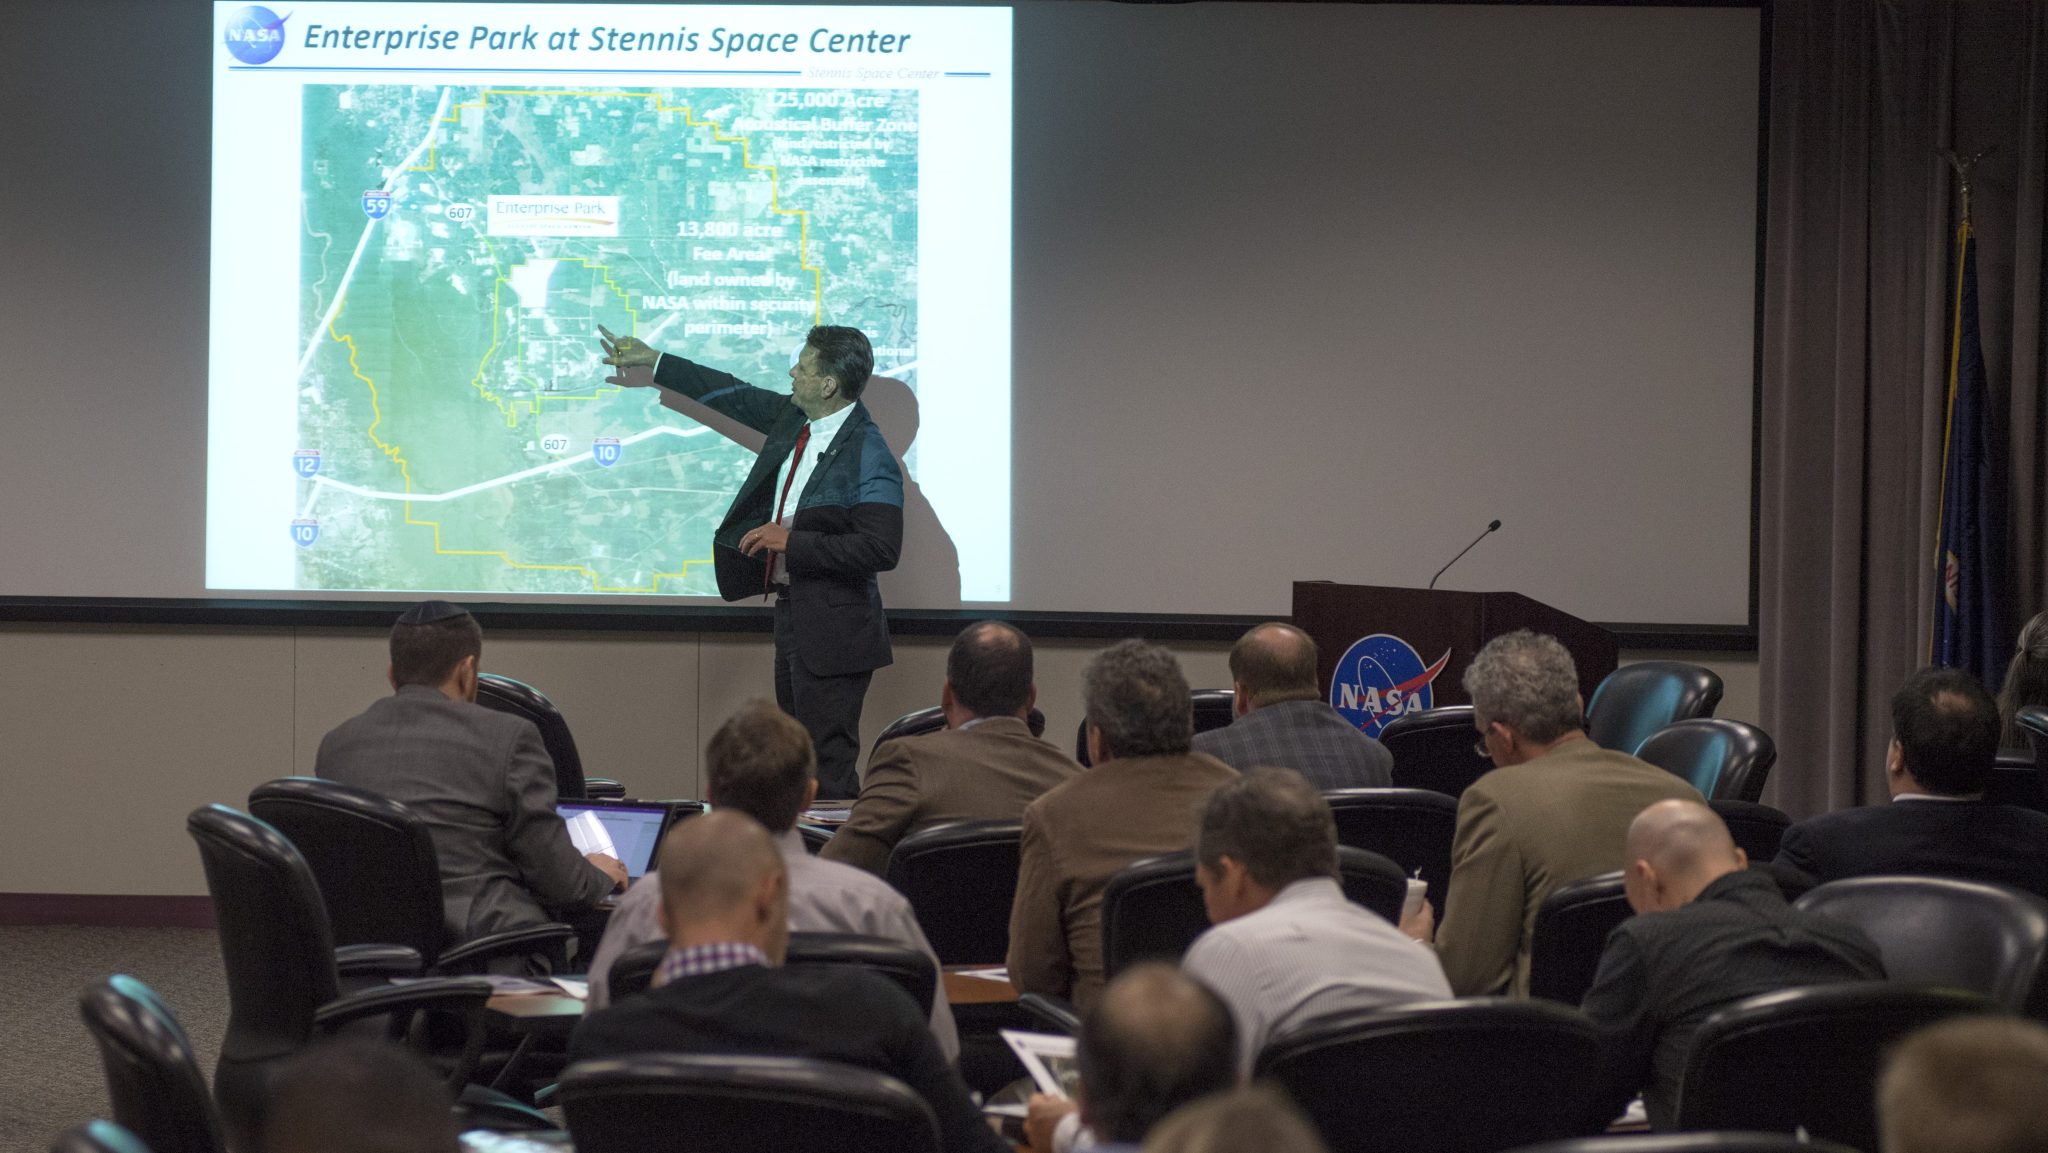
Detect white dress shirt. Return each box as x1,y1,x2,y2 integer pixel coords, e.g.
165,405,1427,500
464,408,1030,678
766,401,856,586
1181,876,1452,1075
583,828,959,1060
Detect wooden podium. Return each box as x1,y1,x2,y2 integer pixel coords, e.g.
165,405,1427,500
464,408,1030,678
1291,582,1617,711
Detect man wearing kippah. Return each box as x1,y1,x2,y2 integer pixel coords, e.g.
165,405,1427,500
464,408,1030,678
315,601,626,953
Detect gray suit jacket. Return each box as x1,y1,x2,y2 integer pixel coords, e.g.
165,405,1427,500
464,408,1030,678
314,684,615,942
1192,699,1394,790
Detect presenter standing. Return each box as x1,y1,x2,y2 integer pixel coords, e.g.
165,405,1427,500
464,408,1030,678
599,324,902,799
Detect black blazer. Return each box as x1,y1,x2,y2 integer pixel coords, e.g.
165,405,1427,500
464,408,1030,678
654,355,902,676
570,963,1004,1153
1770,798,2048,899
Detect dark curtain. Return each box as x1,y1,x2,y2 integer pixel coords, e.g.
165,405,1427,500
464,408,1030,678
1760,0,2048,818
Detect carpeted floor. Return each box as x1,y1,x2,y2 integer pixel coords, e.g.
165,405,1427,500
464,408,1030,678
0,926,228,1153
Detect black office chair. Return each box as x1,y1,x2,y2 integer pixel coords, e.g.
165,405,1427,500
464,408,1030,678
1100,847,1407,980
1708,799,1793,864
1584,662,1724,756
1506,1134,1860,1153
884,820,1022,965
1794,876,2048,1013
48,1122,153,1153
604,932,936,1017
1528,872,1631,1006
474,672,625,800
1380,706,1493,799
1986,750,2045,812
78,976,226,1153
796,824,834,855
1323,788,1457,914
1674,983,1998,1150
1077,689,1234,766
248,777,575,975
1254,999,1601,1153
1635,719,1776,802
559,1053,941,1153
2021,705,2048,766
869,706,1048,757
185,804,501,1150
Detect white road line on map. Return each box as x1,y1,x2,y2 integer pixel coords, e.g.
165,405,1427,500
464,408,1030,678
878,360,917,378
294,86,456,381
309,423,713,504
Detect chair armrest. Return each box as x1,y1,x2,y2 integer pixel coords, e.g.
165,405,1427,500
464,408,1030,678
334,944,425,978
531,1082,560,1110
437,924,577,973
312,977,493,1032
583,777,627,800
1017,993,1080,1035
456,1084,559,1133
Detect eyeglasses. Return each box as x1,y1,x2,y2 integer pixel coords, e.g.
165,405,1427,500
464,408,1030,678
1473,738,1492,761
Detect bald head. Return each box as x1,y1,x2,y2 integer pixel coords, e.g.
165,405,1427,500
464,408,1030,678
1623,799,1746,914
1077,964,1237,1144
1230,622,1321,710
656,810,789,960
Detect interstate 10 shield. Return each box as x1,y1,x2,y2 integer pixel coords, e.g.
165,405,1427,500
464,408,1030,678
1329,633,1452,738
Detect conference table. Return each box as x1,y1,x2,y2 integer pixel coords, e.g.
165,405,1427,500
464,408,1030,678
486,965,1020,1029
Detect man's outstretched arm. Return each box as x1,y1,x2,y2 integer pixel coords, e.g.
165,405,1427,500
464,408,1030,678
598,325,789,436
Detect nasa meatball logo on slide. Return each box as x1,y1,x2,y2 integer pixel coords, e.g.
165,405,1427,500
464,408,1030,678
1330,633,1451,738
223,5,288,64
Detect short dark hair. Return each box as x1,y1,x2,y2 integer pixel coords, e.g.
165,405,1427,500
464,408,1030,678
705,700,815,832
1893,666,2003,795
1085,639,1194,759
1228,623,1321,708
948,621,1034,717
260,1037,459,1153
1077,964,1237,1144
1196,768,1338,889
389,609,482,688
1999,611,2048,748
807,325,874,400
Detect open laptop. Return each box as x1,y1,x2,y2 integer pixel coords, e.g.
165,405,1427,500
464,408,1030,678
556,799,676,880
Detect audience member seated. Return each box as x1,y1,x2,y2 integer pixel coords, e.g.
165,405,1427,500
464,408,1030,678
1009,640,1239,1010
1191,622,1392,789
569,811,1004,1153
1581,799,1883,1130
1771,667,2048,899
259,1037,460,1153
585,701,956,1056
1183,768,1448,1074
1999,611,2048,752
1430,630,1700,996
1023,963,1239,1153
1139,1086,1329,1153
822,621,1082,874
1880,1015,2048,1153
314,601,623,955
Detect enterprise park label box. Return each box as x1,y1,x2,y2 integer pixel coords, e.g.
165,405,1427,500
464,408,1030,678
1292,582,1618,738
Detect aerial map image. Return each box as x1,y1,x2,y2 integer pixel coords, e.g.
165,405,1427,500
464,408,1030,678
290,83,919,595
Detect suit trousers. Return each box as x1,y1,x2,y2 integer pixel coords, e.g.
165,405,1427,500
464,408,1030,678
773,593,872,799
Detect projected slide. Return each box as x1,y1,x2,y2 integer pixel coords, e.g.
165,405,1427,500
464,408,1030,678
206,3,1011,601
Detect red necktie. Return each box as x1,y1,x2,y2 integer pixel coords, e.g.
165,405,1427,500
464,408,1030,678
764,422,811,596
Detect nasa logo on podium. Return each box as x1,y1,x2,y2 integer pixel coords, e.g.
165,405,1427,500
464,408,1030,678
1330,633,1451,738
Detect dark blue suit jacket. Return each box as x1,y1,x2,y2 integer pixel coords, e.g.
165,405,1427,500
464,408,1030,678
1770,797,2048,899
655,355,902,676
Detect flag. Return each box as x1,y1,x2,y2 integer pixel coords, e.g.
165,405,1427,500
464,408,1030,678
1931,218,2008,687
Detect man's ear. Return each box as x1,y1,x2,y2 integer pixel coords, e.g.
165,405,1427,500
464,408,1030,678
656,899,671,938
1086,724,1107,765
1024,683,1038,716
1232,682,1251,717
386,663,399,691
803,777,820,808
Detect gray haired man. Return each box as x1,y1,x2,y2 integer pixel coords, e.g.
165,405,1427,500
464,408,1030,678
1425,631,1699,996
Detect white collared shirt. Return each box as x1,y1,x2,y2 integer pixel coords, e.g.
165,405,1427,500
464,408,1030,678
768,401,857,585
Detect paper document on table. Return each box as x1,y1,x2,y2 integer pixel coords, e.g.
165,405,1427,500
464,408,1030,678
563,809,618,859
954,966,1010,982
1001,1030,1080,1098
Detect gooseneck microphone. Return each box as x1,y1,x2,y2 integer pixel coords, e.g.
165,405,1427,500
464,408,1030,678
1428,519,1502,590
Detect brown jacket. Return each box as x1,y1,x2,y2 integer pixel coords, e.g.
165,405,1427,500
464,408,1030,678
821,716,1083,875
1436,734,1701,997
1006,750,1239,1011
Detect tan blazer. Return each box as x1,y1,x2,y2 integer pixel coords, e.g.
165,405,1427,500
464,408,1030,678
821,716,1083,875
1436,734,1701,997
1006,750,1240,1011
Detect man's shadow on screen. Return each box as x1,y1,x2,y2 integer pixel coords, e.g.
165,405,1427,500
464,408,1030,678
656,373,962,607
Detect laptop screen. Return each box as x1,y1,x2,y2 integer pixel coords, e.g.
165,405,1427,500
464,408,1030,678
557,801,671,879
